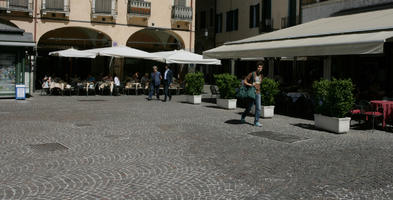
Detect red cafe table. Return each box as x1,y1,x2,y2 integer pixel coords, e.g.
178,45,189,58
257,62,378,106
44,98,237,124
370,100,393,127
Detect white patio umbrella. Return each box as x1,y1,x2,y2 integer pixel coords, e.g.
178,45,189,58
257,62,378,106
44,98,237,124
83,46,164,62
48,48,97,58
152,49,221,65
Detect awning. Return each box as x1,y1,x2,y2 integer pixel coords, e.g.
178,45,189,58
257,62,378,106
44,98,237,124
0,41,35,47
204,31,393,59
84,46,164,62
204,8,393,59
152,49,221,65
0,31,35,47
49,48,97,58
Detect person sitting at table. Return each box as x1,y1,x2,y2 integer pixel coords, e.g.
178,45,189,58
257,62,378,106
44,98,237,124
87,74,95,82
141,73,149,89
132,72,140,83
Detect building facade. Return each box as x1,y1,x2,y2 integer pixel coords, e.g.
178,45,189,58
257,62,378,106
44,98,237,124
0,0,195,89
195,0,300,83
302,0,393,22
196,0,301,53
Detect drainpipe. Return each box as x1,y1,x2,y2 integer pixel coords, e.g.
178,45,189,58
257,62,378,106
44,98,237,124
34,0,38,42
214,0,216,48
190,0,193,52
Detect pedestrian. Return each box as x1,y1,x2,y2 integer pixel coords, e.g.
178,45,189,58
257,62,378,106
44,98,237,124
241,62,264,127
114,73,120,95
163,65,173,102
148,66,162,100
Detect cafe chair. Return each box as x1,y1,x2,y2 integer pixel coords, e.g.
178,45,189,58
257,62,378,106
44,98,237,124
363,102,384,130
349,100,369,126
210,85,220,98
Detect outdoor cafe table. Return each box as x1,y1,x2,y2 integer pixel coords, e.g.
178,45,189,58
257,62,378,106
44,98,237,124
370,100,393,127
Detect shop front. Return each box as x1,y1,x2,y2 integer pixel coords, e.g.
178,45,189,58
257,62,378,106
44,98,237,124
0,23,35,98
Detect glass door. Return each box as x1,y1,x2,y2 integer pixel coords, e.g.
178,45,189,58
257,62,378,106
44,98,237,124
0,53,17,95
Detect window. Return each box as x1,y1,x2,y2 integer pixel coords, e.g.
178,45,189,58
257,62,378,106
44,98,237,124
0,53,16,95
215,13,222,33
249,4,260,28
200,11,206,29
174,0,186,7
226,9,238,32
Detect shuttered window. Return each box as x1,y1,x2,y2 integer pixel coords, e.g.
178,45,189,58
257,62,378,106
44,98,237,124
95,0,112,13
46,0,64,10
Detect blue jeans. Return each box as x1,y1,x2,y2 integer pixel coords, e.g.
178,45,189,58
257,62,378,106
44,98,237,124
241,94,261,123
148,84,160,99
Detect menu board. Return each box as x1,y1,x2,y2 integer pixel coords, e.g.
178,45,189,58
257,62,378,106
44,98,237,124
0,54,16,95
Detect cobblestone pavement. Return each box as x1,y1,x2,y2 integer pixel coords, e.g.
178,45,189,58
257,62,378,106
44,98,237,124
1,95,393,199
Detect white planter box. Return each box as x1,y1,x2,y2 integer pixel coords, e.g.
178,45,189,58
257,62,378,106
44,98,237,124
187,95,201,104
216,99,237,109
261,106,275,118
314,114,351,133
251,105,275,118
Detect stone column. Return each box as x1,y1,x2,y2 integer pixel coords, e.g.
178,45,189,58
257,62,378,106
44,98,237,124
268,58,274,78
230,59,235,75
323,56,332,80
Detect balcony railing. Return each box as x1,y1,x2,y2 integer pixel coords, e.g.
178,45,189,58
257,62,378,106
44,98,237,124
171,5,192,21
259,18,273,33
128,0,151,17
281,16,300,29
0,0,33,15
41,0,70,15
92,0,117,19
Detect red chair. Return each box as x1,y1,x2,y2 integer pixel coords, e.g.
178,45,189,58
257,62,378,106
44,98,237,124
363,103,384,130
349,100,368,126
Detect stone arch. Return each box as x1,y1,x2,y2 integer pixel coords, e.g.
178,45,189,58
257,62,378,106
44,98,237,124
38,26,112,50
126,28,185,52
36,27,112,87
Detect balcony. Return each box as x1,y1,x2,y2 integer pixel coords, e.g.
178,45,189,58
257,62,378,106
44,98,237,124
171,5,192,21
41,0,70,16
128,0,150,18
0,0,33,16
281,16,300,29
92,0,117,20
259,18,273,33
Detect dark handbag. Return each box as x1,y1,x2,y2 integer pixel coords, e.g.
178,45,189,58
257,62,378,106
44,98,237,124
236,73,256,100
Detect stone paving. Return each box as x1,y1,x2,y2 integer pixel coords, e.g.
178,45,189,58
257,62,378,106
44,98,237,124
0,94,393,199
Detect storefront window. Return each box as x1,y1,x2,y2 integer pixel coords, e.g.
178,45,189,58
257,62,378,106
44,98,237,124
0,53,16,95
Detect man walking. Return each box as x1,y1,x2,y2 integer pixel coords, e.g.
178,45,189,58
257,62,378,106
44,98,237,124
148,66,162,100
163,65,173,102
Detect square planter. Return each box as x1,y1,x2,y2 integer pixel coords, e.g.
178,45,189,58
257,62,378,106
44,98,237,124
216,98,237,109
187,95,201,104
261,106,275,118
251,105,275,118
314,114,351,133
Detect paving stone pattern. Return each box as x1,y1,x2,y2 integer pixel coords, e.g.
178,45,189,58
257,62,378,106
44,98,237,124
0,95,393,199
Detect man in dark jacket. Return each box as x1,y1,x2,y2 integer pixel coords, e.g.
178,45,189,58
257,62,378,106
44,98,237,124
148,66,162,100
163,65,173,102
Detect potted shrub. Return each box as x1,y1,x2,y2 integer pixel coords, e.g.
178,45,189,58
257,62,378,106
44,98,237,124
312,78,355,133
260,78,280,118
185,72,204,104
214,74,239,109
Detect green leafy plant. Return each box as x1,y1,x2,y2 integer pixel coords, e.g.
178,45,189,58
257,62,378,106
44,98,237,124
214,73,239,99
260,78,280,106
312,78,355,118
185,72,205,95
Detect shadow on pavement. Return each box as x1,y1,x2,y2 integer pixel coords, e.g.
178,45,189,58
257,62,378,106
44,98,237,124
225,119,253,126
